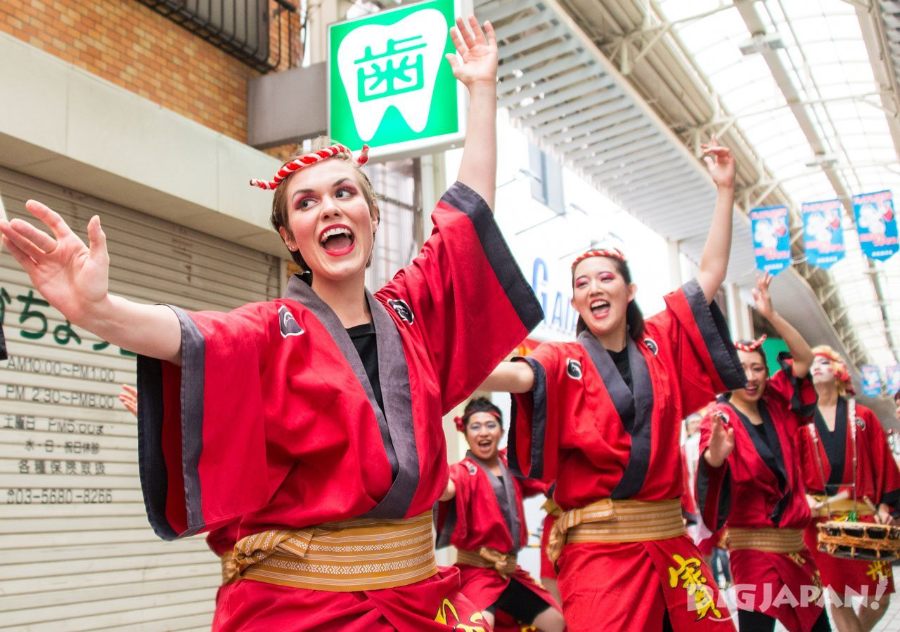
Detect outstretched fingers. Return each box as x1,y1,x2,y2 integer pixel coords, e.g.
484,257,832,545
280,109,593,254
25,199,77,242
451,18,470,57
1,218,53,261
482,19,496,48
1,232,39,272
87,215,109,266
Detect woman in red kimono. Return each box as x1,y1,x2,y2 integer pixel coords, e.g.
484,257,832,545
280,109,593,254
481,139,743,631
0,17,544,632
796,345,899,631
698,274,828,632
437,397,565,631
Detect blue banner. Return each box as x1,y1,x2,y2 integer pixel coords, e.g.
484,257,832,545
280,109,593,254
886,364,900,396
852,190,898,262
860,364,883,397
801,199,845,269
751,205,791,274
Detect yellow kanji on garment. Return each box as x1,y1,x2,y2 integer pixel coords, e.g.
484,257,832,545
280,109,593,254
668,554,723,620
434,598,488,632
866,560,892,581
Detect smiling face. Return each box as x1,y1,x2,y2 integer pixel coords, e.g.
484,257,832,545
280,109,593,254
811,354,836,387
465,412,503,461
276,159,378,284
732,349,768,405
571,256,636,347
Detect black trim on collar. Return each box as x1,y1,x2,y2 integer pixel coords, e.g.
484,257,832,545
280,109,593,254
578,332,654,499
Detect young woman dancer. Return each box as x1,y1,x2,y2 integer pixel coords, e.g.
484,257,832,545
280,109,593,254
796,345,899,631
0,17,542,631
698,274,829,632
437,397,565,631
480,139,743,631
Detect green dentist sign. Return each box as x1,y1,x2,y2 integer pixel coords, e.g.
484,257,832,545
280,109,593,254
328,0,465,157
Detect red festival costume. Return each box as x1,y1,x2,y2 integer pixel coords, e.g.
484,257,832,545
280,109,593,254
539,488,561,581
698,362,824,632
436,450,558,625
136,183,543,632
510,280,745,632
796,397,900,599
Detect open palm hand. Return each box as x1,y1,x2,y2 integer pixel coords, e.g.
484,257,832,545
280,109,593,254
0,200,110,326
445,16,498,88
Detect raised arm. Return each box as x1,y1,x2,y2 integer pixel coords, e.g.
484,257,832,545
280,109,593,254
697,137,736,303
0,201,182,363
752,273,813,378
446,16,497,210
478,360,535,394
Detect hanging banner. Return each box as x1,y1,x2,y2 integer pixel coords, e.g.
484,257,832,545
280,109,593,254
750,205,791,274
886,364,900,395
801,199,845,269
852,190,898,262
860,364,883,397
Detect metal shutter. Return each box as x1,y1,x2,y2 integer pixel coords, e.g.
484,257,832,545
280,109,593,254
0,167,282,631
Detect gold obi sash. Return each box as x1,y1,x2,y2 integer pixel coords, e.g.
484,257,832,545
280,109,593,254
220,512,437,592
541,497,563,518
456,547,518,578
547,498,685,562
723,527,805,554
810,496,876,519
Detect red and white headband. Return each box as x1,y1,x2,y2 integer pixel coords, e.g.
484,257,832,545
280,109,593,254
734,335,767,352
454,410,502,433
571,248,626,271
249,144,370,190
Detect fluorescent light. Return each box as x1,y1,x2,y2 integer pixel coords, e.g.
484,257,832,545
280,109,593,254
738,33,785,56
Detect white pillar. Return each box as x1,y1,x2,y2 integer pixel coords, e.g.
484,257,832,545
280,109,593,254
725,282,752,340
306,0,353,64
667,239,683,288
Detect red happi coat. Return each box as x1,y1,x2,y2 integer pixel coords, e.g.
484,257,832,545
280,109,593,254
796,398,900,597
681,436,701,519
510,281,745,632
436,450,558,622
698,366,823,632
136,182,543,632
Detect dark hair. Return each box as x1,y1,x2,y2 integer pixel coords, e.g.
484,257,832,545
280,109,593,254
269,146,380,271
894,389,900,403
572,256,645,340
735,342,769,376
461,397,503,429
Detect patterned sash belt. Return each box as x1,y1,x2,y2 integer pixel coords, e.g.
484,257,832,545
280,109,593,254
541,497,563,518
547,498,685,562
220,512,437,592
723,527,805,553
810,496,876,519
456,547,518,578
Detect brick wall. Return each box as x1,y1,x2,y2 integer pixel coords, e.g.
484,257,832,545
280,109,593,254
0,0,299,143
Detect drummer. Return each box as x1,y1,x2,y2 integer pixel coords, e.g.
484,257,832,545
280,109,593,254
697,274,829,632
796,345,900,631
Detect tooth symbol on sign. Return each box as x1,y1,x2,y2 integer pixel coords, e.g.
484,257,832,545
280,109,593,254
337,10,448,142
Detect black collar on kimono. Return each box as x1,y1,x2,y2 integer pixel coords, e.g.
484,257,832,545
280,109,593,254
285,275,419,519
728,399,791,525
813,397,848,492
466,451,522,553
577,330,654,499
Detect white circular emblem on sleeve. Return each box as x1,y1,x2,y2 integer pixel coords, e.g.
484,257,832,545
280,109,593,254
566,358,583,379
388,299,415,324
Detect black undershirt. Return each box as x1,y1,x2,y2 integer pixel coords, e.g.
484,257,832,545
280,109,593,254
814,398,848,494
608,347,633,393
747,418,784,488
346,322,385,414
